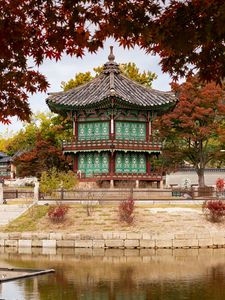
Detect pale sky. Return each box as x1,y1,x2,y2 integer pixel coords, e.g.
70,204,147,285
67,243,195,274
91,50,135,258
0,39,173,136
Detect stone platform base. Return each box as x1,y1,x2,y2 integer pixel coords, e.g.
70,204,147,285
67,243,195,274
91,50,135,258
0,232,225,250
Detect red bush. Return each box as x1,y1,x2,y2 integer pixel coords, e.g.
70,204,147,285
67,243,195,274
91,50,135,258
48,205,69,222
216,178,225,192
202,200,225,222
119,195,135,225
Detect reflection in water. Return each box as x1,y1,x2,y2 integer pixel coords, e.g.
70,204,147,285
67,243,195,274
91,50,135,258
0,248,225,299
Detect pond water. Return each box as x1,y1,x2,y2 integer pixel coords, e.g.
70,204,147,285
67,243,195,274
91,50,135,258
0,247,225,300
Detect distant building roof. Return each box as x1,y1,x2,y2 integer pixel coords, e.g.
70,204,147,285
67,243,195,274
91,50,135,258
0,151,11,163
0,152,7,158
0,156,11,163
47,46,177,112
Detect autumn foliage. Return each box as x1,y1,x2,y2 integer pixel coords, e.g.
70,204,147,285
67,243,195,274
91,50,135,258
48,205,69,223
155,76,225,187
13,134,69,178
7,113,72,177
119,194,135,225
1,1,225,123
202,200,225,223
216,178,225,193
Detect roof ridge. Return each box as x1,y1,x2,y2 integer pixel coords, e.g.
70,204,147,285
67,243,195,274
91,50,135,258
118,73,173,97
47,73,105,98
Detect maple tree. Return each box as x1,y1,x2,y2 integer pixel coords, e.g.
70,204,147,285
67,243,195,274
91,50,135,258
153,1,225,83
13,134,69,177
4,113,72,177
155,76,225,187
2,0,225,124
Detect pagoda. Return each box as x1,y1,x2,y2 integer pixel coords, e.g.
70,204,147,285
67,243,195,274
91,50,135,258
47,47,176,188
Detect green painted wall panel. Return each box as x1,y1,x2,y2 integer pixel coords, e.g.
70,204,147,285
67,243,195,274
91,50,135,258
78,122,109,140
115,153,146,174
115,122,146,140
78,152,109,176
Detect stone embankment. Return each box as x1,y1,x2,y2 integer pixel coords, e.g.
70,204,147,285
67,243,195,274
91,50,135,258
1,231,225,250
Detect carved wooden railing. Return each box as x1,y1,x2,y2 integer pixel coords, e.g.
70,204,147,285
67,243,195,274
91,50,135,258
63,136,162,151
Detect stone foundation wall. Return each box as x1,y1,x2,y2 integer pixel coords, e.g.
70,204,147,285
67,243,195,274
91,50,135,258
1,232,225,250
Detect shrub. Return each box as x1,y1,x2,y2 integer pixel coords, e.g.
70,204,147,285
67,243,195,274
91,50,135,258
202,200,225,222
48,205,69,222
216,178,225,192
119,194,135,225
40,168,78,194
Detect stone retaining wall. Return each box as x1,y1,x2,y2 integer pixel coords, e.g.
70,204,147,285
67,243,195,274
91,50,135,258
1,232,225,249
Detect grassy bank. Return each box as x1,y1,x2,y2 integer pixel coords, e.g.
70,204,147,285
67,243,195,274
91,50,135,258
1,203,205,234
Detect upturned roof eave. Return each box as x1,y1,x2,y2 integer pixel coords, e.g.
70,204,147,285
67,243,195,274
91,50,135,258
47,75,177,109
47,95,176,113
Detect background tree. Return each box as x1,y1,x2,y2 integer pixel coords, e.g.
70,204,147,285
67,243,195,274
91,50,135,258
5,113,72,156
61,72,93,91
0,135,10,153
120,63,157,87
210,122,225,168
40,168,78,194
13,134,70,178
5,112,72,177
6,122,38,156
61,62,157,91
155,76,225,187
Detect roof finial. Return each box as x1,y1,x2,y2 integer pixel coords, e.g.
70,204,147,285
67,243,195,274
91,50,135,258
103,46,120,74
108,46,115,62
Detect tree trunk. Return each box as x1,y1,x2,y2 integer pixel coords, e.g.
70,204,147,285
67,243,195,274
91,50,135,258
196,140,206,188
196,168,205,187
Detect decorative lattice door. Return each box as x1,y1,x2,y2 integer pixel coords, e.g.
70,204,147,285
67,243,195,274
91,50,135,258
115,152,146,173
78,122,109,140
78,152,109,177
115,122,146,140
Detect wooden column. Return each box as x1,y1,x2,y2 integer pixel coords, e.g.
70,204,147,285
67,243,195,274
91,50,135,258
109,150,115,188
110,151,115,175
73,113,76,137
73,155,78,173
146,153,150,175
110,111,114,140
73,113,78,140
149,120,152,138
110,180,114,188
148,111,153,143
146,111,150,142
0,183,3,204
